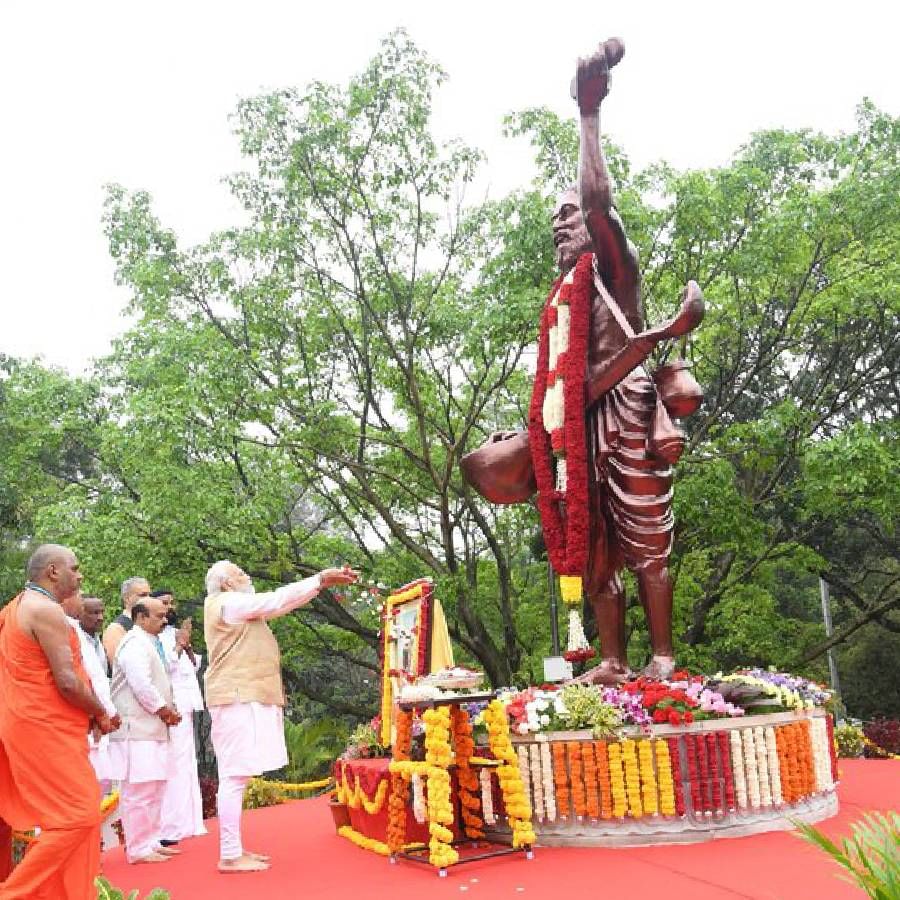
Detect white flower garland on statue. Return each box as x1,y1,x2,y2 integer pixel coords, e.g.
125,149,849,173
541,742,557,822
764,727,784,805
529,744,544,823
730,729,748,811
541,276,573,438
742,728,761,809
566,608,590,655
479,767,497,826
412,771,427,824
753,726,772,808
810,718,834,792
517,745,533,814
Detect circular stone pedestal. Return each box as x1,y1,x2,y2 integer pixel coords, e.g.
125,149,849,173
486,709,838,847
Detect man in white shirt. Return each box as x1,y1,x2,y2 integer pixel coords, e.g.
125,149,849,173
102,576,152,665
109,597,181,864
78,597,109,675
204,560,357,874
61,593,120,786
152,588,207,846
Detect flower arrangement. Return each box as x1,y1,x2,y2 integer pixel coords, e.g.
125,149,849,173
834,721,865,758
554,685,623,737
718,669,832,712
341,717,389,761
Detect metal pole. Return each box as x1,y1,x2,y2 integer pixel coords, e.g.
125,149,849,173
819,577,841,698
548,563,560,656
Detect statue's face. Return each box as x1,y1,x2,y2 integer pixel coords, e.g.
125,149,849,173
552,189,592,273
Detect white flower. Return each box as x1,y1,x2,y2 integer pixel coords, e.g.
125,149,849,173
540,714,550,726
516,723,530,735
553,697,568,716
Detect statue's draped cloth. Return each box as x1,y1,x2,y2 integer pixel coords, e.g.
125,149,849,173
587,368,674,576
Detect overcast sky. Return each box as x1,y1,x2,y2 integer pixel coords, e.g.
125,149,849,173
1,0,897,373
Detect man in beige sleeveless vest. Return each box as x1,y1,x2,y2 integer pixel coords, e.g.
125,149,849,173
108,597,182,864
204,560,357,873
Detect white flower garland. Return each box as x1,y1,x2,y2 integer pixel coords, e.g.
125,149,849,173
753,726,772,808
566,608,591,654
730,730,748,811
764,727,783,805
541,742,557,822
810,718,833,792
542,272,574,436
479,767,496,826
742,728,761,809
411,771,427,824
517,745,533,815
529,744,544,823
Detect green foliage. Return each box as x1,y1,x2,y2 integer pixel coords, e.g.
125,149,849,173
282,717,349,781
1,34,896,720
794,812,900,899
555,685,623,738
242,778,284,810
834,722,866,758
94,876,170,899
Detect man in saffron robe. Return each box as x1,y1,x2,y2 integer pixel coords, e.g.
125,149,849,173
0,544,116,899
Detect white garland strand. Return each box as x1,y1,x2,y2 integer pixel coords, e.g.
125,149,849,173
517,745,533,815
765,727,784,805
811,718,834,792
411,771,427,824
541,742,557,822
742,728,761,809
567,608,591,653
479,767,496,826
753,726,772,808
730,729,748,811
529,744,544,823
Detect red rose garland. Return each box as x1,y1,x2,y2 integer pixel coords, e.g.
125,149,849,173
667,737,686,816
706,734,722,815
696,733,711,815
685,735,702,817
825,715,839,783
528,252,594,587
718,731,736,812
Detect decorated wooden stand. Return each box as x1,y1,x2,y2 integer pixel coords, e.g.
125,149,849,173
388,695,535,877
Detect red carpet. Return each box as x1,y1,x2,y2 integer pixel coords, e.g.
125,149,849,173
101,760,897,899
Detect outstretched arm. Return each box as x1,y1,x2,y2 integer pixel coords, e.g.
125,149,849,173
221,567,358,625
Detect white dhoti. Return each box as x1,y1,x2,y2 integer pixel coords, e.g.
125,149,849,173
108,739,169,862
159,713,207,840
210,702,287,777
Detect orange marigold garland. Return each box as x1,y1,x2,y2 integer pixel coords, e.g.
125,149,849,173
451,707,485,839
567,742,586,819
581,742,600,820
797,720,816,799
775,725,796,804
552,742,571,819
387,709,413,853
594,740,613,820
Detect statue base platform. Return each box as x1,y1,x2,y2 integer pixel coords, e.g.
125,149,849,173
484,709,838,847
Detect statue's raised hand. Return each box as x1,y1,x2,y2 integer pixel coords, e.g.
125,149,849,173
573,38,625,113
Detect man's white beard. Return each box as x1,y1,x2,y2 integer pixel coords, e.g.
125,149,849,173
238,582,256,595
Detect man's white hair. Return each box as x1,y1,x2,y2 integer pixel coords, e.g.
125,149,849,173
205,560,235,596
121,576,149,602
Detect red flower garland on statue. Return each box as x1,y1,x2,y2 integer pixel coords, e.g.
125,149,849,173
667,737,686,817
718,731,736,812
528,252,594,580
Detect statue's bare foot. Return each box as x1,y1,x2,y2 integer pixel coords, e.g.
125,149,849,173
642,655,676,681
569,659,630,686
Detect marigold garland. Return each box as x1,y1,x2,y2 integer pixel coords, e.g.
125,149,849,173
552,741,571,819
654,740,676,817
567,742,587,819
581,742,601,820
666,737,686,816
336,769,389,814
775,725,795,804
638,739,659,816
594,741,614,820
338,824,392,856
621,739,643,818
607,741,628,818
797,720,816,798
483,700,535,848
386,709,414,853
452,707,485,839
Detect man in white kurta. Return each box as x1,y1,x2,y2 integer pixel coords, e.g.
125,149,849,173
204,560,357,873
154,590,207,844
109,597,182,864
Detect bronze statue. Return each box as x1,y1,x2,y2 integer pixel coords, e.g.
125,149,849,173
461,38,704,683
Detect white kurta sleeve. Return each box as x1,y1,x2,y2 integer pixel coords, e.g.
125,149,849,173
159,626,180,672
220,576,322,626
77,628,117,717
118,637,168,714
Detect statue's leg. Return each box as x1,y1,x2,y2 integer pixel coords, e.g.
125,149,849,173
635,560,675,680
